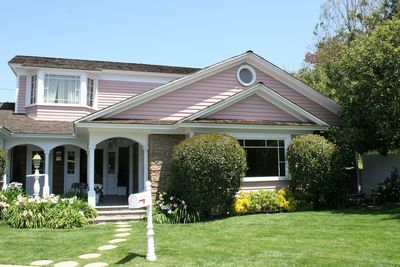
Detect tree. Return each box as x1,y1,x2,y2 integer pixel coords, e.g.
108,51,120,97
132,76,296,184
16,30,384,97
326,18,400,154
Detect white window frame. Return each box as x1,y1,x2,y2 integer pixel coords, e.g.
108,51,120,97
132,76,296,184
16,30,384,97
43,74,81,105
237,65,256,86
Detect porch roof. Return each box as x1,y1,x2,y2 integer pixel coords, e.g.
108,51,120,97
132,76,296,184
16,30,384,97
0,103,74,135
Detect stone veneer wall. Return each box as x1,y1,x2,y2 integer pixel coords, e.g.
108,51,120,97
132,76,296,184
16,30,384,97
149,134,186,198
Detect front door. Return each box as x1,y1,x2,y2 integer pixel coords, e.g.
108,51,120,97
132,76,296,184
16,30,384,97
64,146,80,193
105,150,117,195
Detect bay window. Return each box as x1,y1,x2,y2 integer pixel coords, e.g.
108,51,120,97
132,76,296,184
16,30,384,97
239,139,286,178
87,78,94,107
44,74,80,104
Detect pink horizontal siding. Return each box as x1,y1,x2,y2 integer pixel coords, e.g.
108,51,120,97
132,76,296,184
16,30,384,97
111,65,339,124
17,76,27,113
26,105,93,121
97,80,162,110
207,94,301,122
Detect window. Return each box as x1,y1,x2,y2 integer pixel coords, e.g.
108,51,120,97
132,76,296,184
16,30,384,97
108,152,116,174
87,78,94,107
239,139,286,177
31,151,45,174
30,75,37,104
237,65,256,86
44,74,80,104
67,151,75,174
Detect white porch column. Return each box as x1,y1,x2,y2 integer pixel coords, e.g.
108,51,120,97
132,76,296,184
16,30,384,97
143,145,149,190
129,143,133,195
87,146,96,206
2,149,9,190
43,150,50,197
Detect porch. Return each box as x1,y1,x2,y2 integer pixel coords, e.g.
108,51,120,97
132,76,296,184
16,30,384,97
2,136,149,206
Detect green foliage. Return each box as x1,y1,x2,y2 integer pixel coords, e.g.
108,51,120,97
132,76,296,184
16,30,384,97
63,189,88,201
326,18,400,154
372,168,400,204
170,134,247,218
2,195,96,229
153,192,200,224
0,147,7,178
233,189,296,215
287,134,346,209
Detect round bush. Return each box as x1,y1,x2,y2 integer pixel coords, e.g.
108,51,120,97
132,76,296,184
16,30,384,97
0,147,7,178
170,134,247,218
287,134,345,209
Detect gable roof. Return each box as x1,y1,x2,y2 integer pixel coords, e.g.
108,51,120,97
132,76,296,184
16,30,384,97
78,51,340,124
182,83,329,126
9,55,200,74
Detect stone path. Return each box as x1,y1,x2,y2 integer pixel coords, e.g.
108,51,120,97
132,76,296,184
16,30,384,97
28,222,132,266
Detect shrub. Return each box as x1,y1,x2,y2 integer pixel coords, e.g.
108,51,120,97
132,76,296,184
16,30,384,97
372,168,400,204
287,134,345,209
153,192,200,224
170,134,247,218
0,147,7,178
3,195,96,229
63,189,88,200
232,189,295,215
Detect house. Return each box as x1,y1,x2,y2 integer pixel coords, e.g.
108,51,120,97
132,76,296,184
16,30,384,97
0,51,341,206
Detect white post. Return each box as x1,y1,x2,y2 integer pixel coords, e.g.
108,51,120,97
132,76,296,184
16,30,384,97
145,181,156,261
2,149,9,190
33,166,40,197
143,145,149,191
43,150,50,197
87,146,96,206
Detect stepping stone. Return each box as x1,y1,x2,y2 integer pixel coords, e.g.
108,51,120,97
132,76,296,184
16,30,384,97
54,261,79,267
78,253,101,259
31,260,54,266
98,245,117,251
108,238,127,244
115,233,131,237
115,224,129,228
83,263,108,267
115,228,131,232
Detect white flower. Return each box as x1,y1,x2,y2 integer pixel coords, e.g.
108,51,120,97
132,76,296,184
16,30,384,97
79,211,84,216
181,200,185,205
167,210,172,214
170,196,174,200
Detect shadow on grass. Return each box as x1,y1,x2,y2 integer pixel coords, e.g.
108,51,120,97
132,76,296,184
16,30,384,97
328,203,400,220
115,252,146,264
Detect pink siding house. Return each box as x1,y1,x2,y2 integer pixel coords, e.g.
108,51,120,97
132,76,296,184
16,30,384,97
0,51,340,206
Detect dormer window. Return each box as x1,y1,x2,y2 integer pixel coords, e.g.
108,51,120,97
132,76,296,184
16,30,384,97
30,75,37,104
44,74,80,104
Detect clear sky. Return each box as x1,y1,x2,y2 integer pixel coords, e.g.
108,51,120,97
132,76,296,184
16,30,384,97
0,0,323,102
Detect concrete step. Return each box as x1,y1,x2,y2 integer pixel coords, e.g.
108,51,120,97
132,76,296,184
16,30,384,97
94,206,146,223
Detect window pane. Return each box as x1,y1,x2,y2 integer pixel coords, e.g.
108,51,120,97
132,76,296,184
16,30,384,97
267,140,278,147
280,163,286,176
67,151,75,174
108,152,115,174
245,140,265,147
44,74,80,104
279,148,285,161
279,140,285,147
30,75,37,104
238,139,244,146
87,78,94,107
245,148,279,176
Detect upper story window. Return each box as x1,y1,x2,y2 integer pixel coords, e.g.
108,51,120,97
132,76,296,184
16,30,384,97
44,74,80,104
30,75,37,104
87,78,94,107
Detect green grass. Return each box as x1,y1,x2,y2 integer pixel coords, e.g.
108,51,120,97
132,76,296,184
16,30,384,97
0,205,399,266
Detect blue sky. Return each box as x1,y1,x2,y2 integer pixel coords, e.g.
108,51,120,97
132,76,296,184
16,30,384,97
0,1,323,102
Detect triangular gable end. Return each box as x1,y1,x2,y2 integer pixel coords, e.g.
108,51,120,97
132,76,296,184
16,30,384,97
183,83,329,126
203,93,303,122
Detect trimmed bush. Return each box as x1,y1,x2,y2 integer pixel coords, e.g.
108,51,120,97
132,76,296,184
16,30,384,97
0,147,7,178
287,134,345,209
170,134,247,218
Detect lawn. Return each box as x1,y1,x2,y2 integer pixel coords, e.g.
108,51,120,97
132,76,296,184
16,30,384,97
0,205,399,267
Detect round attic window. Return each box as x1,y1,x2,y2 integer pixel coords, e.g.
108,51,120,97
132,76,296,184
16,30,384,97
237,65,256,86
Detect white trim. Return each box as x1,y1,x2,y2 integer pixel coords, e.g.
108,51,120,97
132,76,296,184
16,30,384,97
243,177,290,182
14,74,20,113
236,65,256,86
182,83,329,126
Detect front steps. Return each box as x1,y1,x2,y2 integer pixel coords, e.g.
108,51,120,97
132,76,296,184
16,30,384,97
94,205,146,223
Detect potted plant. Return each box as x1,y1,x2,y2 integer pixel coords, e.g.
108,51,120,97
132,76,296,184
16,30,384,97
94,184,103,204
